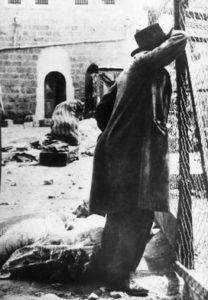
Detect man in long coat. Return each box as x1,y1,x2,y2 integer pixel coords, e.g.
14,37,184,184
89,23,187,296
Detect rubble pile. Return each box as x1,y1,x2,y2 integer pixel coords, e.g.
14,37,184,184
73,200,89,218
0,118,104,281
1,137,41,164
1,118,100,165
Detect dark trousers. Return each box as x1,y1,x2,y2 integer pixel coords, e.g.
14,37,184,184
96,208,154,282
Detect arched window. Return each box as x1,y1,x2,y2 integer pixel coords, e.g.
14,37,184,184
102,0,115,5
8,0,21,4
75,0,88,5
35,0,48,4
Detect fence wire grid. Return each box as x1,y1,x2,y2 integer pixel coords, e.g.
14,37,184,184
148,0,208,292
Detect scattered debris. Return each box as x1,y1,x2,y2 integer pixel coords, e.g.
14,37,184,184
15,142,29,151
42,138,72,152
81,145,95,157
110,291,125,298
88,292,99,299
11,152,37,163
1,146,13,152
43,180,54,185
1,119,100,166
73,200,89,218
30,139,42,149
0,122,182,299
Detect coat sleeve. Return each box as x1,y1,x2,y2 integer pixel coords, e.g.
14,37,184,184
135,30,187,69
95,82,117,132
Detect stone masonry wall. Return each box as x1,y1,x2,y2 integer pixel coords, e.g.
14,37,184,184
0,48,40,121
0,38,129,120
0,0,146,49
0,0,148,120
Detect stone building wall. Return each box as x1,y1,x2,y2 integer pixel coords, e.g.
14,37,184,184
0,0,147,48
0,48,40,120
0,0,148,120
0,38,129,120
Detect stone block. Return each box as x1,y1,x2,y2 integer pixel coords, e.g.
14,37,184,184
39,150,78,167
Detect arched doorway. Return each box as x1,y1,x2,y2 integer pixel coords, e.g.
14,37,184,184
44,71,66,118
36,47,74,120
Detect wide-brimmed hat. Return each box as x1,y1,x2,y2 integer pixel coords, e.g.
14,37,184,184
131,23,167,57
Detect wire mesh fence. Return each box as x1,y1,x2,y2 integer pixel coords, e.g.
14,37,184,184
182,0,208,288
147,0,208,292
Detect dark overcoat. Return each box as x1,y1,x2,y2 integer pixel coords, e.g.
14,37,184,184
89,30,187,215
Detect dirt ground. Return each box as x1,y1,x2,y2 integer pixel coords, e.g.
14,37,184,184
0,122,184,300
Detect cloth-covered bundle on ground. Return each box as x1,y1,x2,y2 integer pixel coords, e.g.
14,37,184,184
50,99,83,145
0,214,65,268
0,214,105,282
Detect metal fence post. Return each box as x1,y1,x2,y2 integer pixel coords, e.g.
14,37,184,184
0,109,1,191
174,0,194,269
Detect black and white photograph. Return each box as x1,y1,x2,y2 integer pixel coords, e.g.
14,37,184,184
0,0,208,299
